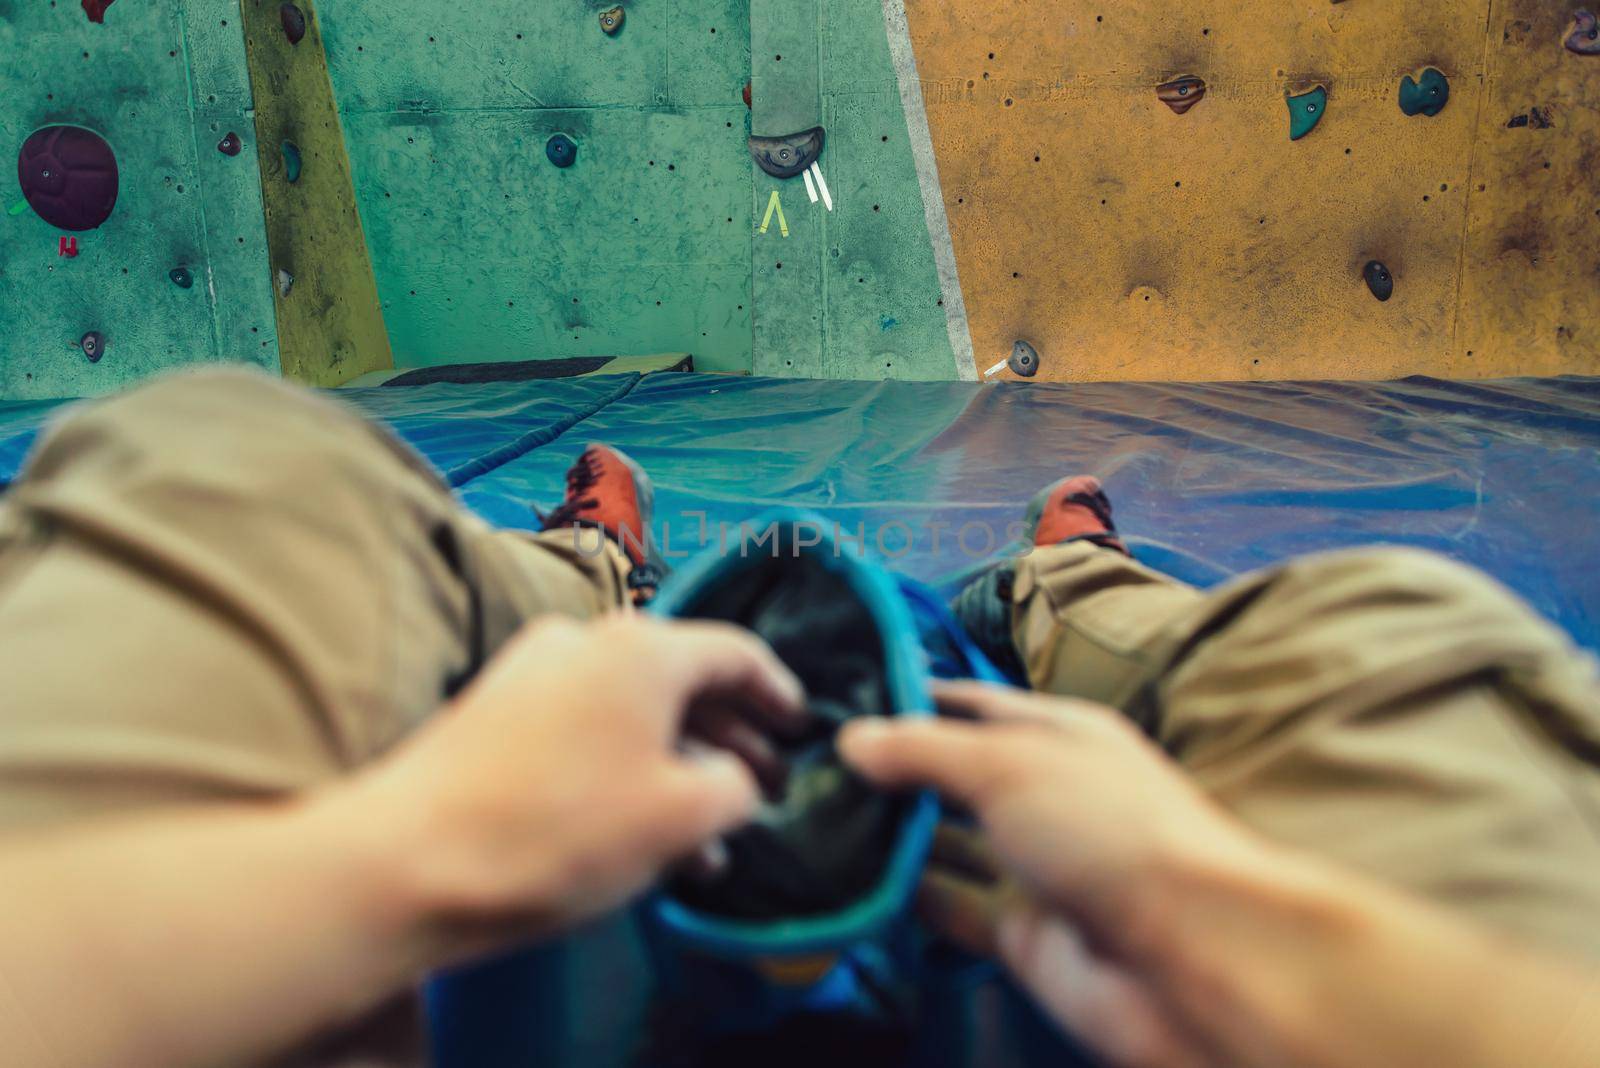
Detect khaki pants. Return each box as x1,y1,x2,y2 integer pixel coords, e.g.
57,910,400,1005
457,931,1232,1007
1012,540,1600,961
0,369,630,832
2,369,1598,1057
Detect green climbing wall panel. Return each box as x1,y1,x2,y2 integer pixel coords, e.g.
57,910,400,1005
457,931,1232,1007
317,0,756,372
0,0,279,401
749,0,959,380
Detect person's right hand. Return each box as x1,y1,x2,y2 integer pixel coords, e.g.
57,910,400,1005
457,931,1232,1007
840,681,1275,1068
340,613,806,965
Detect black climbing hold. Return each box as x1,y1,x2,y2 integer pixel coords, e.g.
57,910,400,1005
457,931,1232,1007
1287,86,1327,140
277,268,294,298
1566,10,1600,54
1008,340,1040,378
82,0,115,23
218,131,242,156
1157,76,1206,115
1399,68,1449,117
281,141,302,183
80,331,106,362
281,3,306,45
1363,260,1394,302
17,125,119,232
599,6,624,34
170,267,194,289
546,134,577,168
749,126,825,179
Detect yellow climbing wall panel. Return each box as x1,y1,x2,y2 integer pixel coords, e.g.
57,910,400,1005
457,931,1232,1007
902,0,1600,382
239,0,392,386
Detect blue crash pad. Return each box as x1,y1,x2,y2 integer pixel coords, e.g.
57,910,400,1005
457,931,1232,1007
3,373,1597,649
463,373,1600,652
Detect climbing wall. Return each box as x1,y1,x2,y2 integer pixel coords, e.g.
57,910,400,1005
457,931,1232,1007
748,0,964,380
900,0,1600,381
316,0,758,373
238,0,393,387
0,0,280,401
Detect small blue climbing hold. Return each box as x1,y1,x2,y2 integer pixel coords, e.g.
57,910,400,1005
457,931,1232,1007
281,141,302,183
1287,85,1328,141
546,134,577,168
1399,68,1449,117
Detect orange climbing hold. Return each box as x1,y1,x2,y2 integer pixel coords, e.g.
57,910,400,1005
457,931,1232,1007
1567,10,1600,54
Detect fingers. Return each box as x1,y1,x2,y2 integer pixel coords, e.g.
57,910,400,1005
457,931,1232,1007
684,708,789,800
934,680,1113,731
648,620,809,737
999,909,1212,1068
643,750,762,865
838,717,1012,805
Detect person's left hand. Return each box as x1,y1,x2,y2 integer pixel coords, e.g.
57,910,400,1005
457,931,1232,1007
340,613,807,961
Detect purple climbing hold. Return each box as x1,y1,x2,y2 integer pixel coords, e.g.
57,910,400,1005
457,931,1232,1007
281,3,307,45
219,131,243,156
82,0,116,23
80,331,106,363
1566,10,1600,54
17,126,119,232
1009,340,1041,377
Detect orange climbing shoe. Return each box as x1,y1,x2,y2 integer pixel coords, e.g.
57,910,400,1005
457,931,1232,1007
1023,474,1127,555
539,444,666,604
952,475,1127,681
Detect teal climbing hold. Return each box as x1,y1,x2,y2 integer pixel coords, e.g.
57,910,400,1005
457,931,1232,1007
169,267,194,289
1399,68,1449,117
1286,86,1328,141
281,141,302,183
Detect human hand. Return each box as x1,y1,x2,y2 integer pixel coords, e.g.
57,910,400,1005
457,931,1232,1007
840,681,1272,1068
345,614,806,962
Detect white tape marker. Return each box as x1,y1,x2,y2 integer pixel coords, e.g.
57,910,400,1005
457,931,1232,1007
983,358,1009,379
810,162,834,211
802,167,819,204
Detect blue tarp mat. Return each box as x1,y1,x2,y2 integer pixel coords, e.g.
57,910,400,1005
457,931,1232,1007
466,373,1600,652
4,373,1598,651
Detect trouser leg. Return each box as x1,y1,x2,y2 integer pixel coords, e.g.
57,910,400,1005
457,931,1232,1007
0,367,629,830
1012,541,1600,961
0,369,633,1066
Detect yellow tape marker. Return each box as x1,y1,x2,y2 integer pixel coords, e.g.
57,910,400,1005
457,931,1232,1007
758,189,789,237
